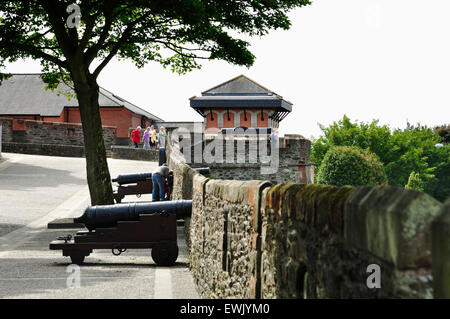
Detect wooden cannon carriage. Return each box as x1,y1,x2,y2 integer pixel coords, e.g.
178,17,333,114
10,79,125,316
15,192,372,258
49,200,192,266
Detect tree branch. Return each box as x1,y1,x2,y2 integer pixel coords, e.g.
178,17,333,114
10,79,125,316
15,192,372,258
3,42,67,68
37,0,73,58
83,5,127,66
91,12,152,79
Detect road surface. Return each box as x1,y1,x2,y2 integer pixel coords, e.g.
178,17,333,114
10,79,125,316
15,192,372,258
0,152,199,299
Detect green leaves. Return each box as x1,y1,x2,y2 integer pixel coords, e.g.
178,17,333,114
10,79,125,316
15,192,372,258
312,115,391,166
317,146,386,187
312,115,450,202
0,0,310,80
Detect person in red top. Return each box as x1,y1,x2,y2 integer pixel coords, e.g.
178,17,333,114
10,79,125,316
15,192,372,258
131,126,141,148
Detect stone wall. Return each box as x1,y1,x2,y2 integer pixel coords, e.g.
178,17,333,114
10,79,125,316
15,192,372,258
1,142,85,157
166,132,202,249
0,118,117,156
0,120,12,143
110,145,159,161
190,177,271,298
165,126,448,299
432,198,450,298
260,184,441,299
169,130,315,185
188,178,444,299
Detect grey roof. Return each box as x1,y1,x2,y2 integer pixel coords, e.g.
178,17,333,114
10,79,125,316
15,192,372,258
190,95,292,111
191,74,293,113
202,74,274,95
0,74,163,120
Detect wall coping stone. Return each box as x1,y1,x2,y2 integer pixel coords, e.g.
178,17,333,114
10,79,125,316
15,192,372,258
432,198,450,298
344,186,442,270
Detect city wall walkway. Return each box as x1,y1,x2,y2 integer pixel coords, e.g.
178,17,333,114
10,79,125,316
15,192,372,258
0,153,199,299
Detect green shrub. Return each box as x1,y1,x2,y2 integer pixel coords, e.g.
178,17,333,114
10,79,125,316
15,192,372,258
317,146,386,187
312,116,449,201
405,171,425,191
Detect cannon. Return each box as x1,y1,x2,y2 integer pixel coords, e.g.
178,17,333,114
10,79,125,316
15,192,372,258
112,172,173,203
74,200,192,231
112,172,153,185
49,200,192,266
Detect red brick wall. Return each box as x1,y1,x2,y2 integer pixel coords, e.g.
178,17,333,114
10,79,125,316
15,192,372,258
256,110,269,127
205,112,218,131
12,119,26,131
1,106,144,139
222,112,234,128
240,111,252,127
65,107,135,138
203,107,273,130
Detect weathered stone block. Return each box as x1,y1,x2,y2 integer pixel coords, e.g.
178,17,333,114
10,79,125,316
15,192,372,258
344,186,442,269
432,199,450,298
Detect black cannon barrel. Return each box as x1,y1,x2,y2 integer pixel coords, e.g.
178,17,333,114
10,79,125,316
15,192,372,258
194,167,210,176
74,200,192,231
112,172,153,185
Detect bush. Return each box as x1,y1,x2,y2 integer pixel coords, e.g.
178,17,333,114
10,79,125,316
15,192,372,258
405,171,425,191
312,116,449,201
317,146,386,187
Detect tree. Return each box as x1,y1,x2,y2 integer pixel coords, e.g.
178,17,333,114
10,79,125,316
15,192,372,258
312,116,450,202
383,123,440,188
0,0,310,205
405,171,424,191
316,146,386,187
311,115,392,167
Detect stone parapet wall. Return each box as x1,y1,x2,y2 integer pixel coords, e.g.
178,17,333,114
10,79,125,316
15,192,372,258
190,177,271,298
0,119,12,143
166,130,199,201
165,127,448,299
198,163,313,185
110,145,158,161
432,199,450,298
1,142,85,157
169,130,314,185
0,118,117,150
188,178,444,299
260,184,441,299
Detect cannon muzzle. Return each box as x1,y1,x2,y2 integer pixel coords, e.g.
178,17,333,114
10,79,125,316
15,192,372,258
112,173,153,185
74,200,192,231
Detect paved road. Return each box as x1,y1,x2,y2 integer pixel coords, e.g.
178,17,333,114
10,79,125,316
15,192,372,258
0,153,200,299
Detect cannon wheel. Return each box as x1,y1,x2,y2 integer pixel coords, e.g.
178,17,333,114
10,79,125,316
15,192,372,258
151,243,178,266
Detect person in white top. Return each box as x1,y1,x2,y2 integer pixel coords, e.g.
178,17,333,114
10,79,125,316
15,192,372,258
158,126,166,148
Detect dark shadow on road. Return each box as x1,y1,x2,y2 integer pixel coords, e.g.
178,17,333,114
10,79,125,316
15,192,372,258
0,223,23,237
0,162,86,191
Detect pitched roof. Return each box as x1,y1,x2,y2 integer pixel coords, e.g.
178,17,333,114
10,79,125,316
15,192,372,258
0,74,163,120
190,74,293,113
202,74,274,95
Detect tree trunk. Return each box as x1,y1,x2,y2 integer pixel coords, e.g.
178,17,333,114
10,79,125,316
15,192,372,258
71,70,114,206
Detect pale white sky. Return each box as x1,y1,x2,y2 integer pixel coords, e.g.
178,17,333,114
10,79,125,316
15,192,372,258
4,0,450,139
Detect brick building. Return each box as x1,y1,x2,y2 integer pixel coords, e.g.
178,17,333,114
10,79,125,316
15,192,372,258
190,75,292,133
0,74,162,143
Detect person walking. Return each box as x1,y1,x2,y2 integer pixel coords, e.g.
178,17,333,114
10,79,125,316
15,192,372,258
149,125,156,149
151,127,158,150
143,127,151,150
158,126,167,149
152,164,171,201
131,126,141,148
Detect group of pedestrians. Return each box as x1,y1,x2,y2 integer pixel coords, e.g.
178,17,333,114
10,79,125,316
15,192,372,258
131,125,166,149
